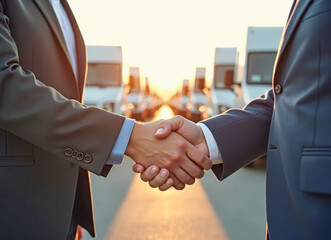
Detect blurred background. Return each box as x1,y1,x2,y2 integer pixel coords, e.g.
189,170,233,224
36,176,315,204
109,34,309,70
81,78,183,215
67,0,293,239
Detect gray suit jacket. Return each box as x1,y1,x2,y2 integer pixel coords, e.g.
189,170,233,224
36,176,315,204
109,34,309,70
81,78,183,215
203,0,331,239
0,0,125,239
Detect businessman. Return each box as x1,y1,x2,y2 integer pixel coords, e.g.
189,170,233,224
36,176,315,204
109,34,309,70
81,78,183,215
134,0,331,239
0,1,211,239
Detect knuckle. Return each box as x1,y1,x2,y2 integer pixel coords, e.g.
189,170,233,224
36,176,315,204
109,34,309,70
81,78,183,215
175,139,186,149
197,152,205,164
192,168,203,179
170,152,181,161
163,159,173,168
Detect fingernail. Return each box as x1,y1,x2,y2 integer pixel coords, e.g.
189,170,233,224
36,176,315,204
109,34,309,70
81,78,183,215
155,128,164,135
151,166,158,174
160,169,167,178
136,166,143,172
166,179,172,186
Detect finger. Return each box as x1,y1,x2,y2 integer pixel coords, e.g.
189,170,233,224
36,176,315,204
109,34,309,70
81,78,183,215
149,168,170,188
185,144,212,171
178,153,205,179
140,165,160,182
154,116,184,139
169,173,185,190
170,166,195,185
132,163,145,173
159,178,173,191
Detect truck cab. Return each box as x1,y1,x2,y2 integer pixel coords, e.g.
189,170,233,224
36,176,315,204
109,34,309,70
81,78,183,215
143,77,163,117
203,48,238,119
239,27,283,107
240,26,283,167
168,79,191,117
84,45,127,115
187,67,207,122
126,67,147,121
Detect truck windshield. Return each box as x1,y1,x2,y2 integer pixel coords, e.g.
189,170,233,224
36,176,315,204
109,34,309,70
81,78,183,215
86,63,121,87
214,65,235,89
247,52,277,85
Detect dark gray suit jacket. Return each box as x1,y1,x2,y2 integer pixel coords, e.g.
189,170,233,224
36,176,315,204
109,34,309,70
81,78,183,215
203,0,331,239
0,0,125,239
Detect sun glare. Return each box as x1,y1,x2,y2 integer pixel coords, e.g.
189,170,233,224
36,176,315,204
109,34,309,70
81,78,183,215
68,0,293,99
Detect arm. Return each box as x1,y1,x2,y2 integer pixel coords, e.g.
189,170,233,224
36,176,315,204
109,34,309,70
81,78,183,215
0,7,211,184
133,89,275,188
203,89,274,180
0,6,125,175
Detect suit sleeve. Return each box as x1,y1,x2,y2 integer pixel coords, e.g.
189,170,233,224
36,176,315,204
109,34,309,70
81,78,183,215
0,4,125,176
201,89,274,181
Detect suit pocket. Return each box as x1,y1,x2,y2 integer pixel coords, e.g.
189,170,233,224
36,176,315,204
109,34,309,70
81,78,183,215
0,130,34,167
300,147,331,194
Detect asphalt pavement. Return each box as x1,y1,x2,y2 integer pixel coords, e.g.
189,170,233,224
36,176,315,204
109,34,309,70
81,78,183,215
82,106,267,240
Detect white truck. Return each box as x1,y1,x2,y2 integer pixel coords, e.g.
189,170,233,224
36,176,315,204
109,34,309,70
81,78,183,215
239,26,283,107
126,66,147,121
240,26,283,167
83,45,127,115
203,48,238,119
187,67,207,122
168,79,190,117
143,77,163,117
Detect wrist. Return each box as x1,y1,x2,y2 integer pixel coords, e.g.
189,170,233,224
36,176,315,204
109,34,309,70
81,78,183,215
125,122,142,159
196,124,210,157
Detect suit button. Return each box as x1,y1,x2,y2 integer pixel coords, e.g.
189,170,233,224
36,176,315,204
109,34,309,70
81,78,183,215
65,148,73,157
72,150,78,158
76,152,84,161
275,84,282,94
84,154,93,163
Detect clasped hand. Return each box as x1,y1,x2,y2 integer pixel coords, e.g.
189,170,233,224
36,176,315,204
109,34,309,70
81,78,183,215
125,116,210,191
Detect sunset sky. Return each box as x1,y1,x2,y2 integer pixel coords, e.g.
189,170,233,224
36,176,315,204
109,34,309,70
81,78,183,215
68,0,293,99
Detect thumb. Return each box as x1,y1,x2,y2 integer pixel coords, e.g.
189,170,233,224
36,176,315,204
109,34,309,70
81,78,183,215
132,163,145,173
154,116,183,139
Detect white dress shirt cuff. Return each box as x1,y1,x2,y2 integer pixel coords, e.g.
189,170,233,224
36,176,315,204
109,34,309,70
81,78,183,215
106,118,135,165
197,122,223,165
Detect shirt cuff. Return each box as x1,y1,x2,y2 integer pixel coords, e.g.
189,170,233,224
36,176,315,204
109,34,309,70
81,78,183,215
197,122,223,165
106,118,135,165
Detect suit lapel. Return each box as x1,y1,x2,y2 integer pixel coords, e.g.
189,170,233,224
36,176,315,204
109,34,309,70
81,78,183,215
273,0,313,74
33,0,73,75
61,0,87,98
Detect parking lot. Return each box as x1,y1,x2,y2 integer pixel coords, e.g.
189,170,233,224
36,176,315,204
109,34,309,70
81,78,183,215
82,106,267,240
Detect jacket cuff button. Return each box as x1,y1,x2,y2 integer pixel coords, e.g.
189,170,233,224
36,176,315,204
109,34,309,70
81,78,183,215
72,150,78,158
84,154,93,163
76,152,84,161
65,148,73,157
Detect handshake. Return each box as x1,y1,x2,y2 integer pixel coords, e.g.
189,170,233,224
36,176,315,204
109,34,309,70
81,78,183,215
125,116,212,191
